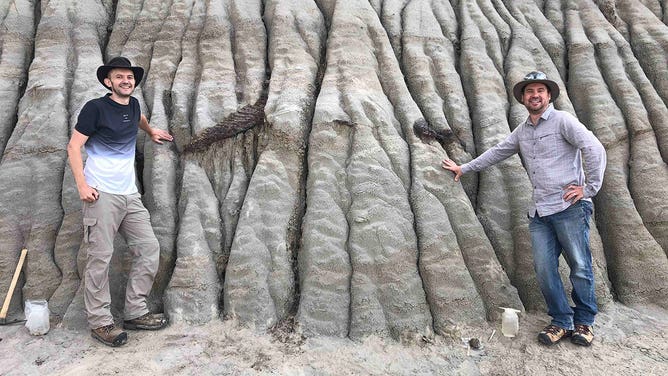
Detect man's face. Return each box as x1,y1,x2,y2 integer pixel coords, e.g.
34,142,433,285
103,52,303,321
522,82,551,115
104,68,135,98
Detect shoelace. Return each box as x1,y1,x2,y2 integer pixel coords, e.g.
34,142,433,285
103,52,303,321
574,325,591,335
99,324,115,334
544,325,563,335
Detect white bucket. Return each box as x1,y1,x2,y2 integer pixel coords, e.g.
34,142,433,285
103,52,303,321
499,307,521,337
24,299,50,335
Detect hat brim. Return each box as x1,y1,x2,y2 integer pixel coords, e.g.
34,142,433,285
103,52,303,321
96,66,144,90
513,79,559,103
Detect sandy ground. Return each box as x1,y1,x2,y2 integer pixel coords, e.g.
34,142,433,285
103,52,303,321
0,303,666,375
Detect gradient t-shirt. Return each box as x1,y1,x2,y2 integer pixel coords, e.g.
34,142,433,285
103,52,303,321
75,94,140,195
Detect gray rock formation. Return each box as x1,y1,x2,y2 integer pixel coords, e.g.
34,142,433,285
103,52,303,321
0,0,666,339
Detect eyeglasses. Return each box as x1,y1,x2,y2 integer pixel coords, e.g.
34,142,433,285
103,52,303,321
524,71,548,80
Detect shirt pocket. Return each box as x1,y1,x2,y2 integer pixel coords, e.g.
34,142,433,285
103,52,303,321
536,132,560,159
83,218,97,244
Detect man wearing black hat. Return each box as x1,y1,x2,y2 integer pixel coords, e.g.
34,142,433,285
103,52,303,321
442,71,606,347
67,57,173,347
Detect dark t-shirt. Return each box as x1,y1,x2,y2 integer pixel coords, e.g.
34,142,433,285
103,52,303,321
75,94,140,194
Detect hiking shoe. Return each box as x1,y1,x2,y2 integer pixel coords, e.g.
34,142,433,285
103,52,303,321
538,324,571,345
571,324,594,346
124,313,168,330
91,324,128,347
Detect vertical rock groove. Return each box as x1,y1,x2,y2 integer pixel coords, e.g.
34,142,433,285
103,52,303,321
167,0,266,324
302,0,432,339
0,0,35,156
456,0,542,309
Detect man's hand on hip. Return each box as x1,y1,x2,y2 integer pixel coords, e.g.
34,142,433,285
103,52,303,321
563,184,585,204
78,185,99,202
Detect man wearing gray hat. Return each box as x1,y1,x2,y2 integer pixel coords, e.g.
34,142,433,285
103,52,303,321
442,71,606,347
67,57,173,347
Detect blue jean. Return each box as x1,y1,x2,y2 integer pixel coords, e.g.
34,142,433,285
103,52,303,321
529,200,597,330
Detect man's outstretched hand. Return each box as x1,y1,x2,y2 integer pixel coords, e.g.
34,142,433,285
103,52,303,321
441,159,463,182
150,128,174,144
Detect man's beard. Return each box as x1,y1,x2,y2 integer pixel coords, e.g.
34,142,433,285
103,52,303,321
527,105,546,114
525,99,548,114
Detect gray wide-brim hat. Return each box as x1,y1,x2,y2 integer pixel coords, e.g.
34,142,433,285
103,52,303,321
96,56,144,90
512,71,560,103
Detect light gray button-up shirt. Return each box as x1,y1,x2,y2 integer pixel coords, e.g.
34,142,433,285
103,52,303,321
461,104,607,217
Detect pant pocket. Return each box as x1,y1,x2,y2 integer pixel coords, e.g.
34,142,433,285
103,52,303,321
83,217,97,244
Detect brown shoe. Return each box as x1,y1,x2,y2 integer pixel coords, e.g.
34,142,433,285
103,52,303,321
124,313,168,330
91,324,128,347
538,324,571,345
571,324,594,346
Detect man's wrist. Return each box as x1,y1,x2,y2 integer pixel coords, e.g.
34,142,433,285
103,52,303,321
583,184,594,199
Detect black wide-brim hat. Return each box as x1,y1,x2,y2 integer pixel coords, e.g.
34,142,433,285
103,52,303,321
512,71,560,103
96,56,144,90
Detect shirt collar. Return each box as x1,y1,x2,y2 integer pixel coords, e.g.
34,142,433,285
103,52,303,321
524,103,554,127
541,103,555,120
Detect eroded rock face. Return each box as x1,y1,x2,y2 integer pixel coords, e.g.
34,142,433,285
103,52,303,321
0,0,666,339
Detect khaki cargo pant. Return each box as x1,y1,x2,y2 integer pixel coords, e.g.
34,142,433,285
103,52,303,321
82,191,159,329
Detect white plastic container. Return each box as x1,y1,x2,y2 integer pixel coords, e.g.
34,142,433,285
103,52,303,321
499,307,521,337
24,299,50,335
